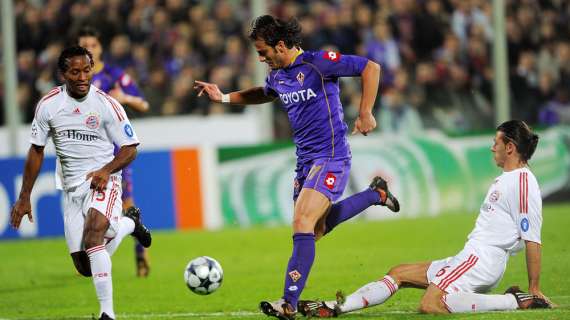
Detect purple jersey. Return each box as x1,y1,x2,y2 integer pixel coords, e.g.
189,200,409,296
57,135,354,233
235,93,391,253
92,63,143,98
264,50,368,162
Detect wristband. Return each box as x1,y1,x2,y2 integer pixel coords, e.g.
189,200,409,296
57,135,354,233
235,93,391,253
221,93,230,104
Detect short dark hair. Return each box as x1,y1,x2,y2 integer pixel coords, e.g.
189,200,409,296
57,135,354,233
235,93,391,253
248,15,302,48
497,120,539,162
57,46,94,73
77,26,101,42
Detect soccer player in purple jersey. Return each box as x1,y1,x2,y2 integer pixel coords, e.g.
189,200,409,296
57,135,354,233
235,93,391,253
78,27,151,277
194,15,400,319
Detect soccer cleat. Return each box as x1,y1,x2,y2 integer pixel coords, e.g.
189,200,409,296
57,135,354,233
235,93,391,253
504,286,551,309
298,291,344,318
96,313,114,320
260,299,296,320
369,176,400,212
297,300,338,318
124,207,152,248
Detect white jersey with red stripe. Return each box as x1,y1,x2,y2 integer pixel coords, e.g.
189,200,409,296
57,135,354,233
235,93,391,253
467,167,542,253
30,85,139,190
427,167,542,294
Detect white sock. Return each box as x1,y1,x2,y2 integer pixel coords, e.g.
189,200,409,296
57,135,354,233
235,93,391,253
87,245,115,319
444,292,518,313
105,217,135,256
338,275,399,313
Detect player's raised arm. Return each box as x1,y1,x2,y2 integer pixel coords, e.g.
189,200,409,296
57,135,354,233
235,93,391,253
10,144,45,228
194,80,276,105
352,60,381,136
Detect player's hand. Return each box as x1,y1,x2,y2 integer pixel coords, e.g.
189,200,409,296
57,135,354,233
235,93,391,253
352,112,376,136
109,84,126,104
529,288,556,307
86,168,111,192
10,197,33,229
194,80,222,103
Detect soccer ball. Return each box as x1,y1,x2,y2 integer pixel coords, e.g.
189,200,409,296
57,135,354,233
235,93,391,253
184,256,223,295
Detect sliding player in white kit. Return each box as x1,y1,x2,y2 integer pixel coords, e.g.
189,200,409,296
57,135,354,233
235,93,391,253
10,46,151,320
299,120,552,317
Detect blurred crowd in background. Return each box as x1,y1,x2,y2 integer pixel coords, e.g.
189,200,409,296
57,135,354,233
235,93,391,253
2,0,570,137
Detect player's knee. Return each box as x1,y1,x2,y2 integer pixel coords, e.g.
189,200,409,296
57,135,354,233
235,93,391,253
419,295,446,314
292,213,317,232
83,229,105,249
387,264,405,277
419,300,438,314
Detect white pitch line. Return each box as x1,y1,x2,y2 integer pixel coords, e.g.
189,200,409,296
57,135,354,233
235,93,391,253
4,297,569,320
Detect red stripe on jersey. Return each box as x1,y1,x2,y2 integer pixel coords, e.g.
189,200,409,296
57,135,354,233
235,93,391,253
522,172,528,213
96,90,124,121
520,172,528,214
438,255,478,290
525,172,529,213
519,173,524,214
34,88,61,117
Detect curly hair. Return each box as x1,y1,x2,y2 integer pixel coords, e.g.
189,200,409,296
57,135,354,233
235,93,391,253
57,46,94,73
248,15,302,48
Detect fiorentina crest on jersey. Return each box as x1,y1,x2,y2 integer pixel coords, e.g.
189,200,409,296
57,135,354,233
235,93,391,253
85,113,100,129
296,71,305,86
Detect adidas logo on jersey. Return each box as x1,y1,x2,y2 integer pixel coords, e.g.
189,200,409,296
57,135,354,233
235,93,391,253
73,107,81,114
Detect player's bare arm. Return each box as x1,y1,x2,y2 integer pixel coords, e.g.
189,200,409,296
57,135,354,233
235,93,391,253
352,60,380,136
525,240,552,305
194,81,276,105
86,144,138,192
10,144,45,228
109,83,150,113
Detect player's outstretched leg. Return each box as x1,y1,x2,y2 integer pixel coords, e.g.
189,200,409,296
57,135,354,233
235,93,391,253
123,207,152,248
323,176,399,236
299,275,400,317
504,286,551,309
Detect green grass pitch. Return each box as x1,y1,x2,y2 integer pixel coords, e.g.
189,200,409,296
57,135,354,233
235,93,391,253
1,204,569,319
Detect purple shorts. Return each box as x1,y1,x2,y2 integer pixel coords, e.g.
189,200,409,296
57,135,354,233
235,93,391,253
293,158,351,202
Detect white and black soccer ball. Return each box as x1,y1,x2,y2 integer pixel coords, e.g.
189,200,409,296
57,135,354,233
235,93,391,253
184,256,223,295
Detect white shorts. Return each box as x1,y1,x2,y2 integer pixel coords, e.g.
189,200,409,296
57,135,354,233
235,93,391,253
63,175,123,253
426,241,509,294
